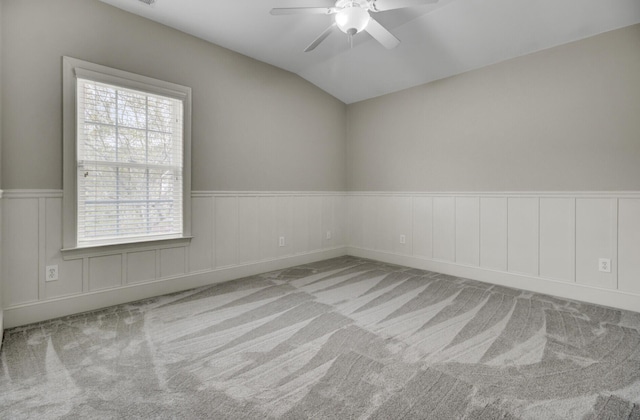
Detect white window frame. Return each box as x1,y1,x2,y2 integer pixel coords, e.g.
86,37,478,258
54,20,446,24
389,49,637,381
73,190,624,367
62,57,192,254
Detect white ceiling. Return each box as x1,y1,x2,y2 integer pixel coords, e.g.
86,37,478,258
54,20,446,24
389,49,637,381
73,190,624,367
100,0,640,104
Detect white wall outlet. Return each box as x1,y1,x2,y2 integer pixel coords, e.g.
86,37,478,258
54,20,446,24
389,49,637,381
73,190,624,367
598,258,611,273
400,234,406,244
46,265,59,281
326,231,332,240
279,236,285,247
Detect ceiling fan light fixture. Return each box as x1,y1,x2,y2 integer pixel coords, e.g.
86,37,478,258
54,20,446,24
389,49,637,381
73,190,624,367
335,6,370,35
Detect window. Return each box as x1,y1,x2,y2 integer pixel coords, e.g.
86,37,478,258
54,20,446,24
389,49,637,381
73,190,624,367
63,57,191,250
76,78,184,245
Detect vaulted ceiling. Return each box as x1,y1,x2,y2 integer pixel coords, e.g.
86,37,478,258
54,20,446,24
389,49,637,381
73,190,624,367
100,0,640,104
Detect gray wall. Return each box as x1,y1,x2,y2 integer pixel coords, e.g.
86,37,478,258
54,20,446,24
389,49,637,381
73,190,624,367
347,24,640,192
0,0,4,334
1,0,347,191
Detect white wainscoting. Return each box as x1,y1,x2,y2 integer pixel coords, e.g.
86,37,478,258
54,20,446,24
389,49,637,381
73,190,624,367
1,190,347,327
3,190,639,328
348,192,640,313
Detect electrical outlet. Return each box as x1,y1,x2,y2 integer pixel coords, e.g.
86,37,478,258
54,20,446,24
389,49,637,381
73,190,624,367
400,234,406,244
598,258,611,273
46,265,59,281
326,231,332,240
279,236,285,247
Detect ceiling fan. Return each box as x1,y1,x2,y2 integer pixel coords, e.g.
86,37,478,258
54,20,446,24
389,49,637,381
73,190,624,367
271,0,438,52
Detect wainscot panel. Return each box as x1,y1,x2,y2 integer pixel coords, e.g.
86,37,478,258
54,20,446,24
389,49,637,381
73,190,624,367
576,198,617,290
507,197,539,276
479,197,507,271
619,199,640,295
433,197,456,262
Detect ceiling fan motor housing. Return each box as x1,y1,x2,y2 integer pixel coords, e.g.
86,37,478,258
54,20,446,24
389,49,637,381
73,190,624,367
335,0,372,34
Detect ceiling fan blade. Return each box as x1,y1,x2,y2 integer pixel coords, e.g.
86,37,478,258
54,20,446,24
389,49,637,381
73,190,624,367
371,0,438,12
270,7,335,15
365,18,400,49
304,23,337,52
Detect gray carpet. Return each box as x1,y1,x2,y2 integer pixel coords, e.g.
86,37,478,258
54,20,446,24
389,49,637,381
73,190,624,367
1,256,640,419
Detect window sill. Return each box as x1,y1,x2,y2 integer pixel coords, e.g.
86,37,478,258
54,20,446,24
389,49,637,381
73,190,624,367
61,236,193,260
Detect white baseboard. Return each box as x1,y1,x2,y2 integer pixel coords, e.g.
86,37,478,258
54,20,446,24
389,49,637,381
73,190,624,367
347,247,640,313
4,247,347,328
